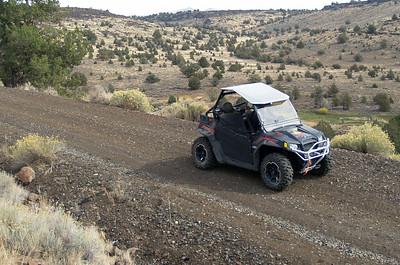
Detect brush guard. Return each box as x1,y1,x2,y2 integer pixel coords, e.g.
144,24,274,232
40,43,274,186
292,139,330,174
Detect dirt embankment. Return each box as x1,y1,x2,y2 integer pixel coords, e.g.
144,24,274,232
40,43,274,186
0,89,399,264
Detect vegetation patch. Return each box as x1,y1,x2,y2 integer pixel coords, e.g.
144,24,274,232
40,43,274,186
0,171,130,265
161,99,207,121
2,135,64,172
110,89,153,112
332,123,395,156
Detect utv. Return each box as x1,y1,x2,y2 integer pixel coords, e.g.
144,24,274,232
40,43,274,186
192,83,331,191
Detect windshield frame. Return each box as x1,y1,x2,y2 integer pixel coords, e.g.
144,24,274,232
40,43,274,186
255,100,301,131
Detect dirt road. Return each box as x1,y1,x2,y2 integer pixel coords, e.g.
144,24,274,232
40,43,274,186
0,88,399,264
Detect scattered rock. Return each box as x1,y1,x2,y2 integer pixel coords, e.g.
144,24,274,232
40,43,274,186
17,166,35,184
27,192,40,202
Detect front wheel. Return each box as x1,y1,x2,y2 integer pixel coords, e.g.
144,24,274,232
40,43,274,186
192,137,217,169
260,153,293,191
310,154,332,177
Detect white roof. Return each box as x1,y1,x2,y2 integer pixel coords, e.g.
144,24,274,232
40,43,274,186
221,83,289,105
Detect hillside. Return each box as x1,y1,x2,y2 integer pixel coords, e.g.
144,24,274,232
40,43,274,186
55,0,400,117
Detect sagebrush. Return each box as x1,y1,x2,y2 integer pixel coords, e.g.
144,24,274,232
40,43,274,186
0,171,126,265
4,135,64,171
110,89,153,112
332,123,395,156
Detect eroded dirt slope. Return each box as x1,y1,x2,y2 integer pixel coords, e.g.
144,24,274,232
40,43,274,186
0,89,399,264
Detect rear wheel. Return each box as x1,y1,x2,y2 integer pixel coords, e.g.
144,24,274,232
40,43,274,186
260,153,293,191
310,154,332,177
192,137,217,169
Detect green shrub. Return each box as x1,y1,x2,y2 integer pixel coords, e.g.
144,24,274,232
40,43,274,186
313,120,336,139
337,33,348,44
167,95,177,104
145,72,160,83
354,53,363,62
248,74,261,83
110,89,153,112
206,87,219,101
228,63,243,72
188,76,201,90
384,115,400,153
198,57,209,68
373,93,391,112
332,123,395,156
265,75,273,84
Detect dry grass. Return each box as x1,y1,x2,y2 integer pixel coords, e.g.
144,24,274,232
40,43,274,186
0,171,133,265
4,134,64,171
85,85,113,103
160,99,208,121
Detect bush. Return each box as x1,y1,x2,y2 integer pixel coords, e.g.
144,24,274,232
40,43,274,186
110,89,153,112
228,63,243,72
168,95,177,104
265,75,273,84
337,33,349,44
296,41,305,48
318,107,329,114
340,92,352,110
327,83,339,97
0,171,122,265
373,93,391,112
198,57,209,68
4,135,64,171
332,123,395,156
206,87,219,101
367,24,377,34
188,76,201,90
248,74,261,83
145,72,160,83
161,100,207,121
353,53,363,62
384,115,400,153
313,120,336,139
312,72,321,82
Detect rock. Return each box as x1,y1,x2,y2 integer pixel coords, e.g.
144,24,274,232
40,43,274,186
27,192,40,202
17,166,35,184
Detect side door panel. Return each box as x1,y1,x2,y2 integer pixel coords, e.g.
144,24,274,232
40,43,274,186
215,113,253,164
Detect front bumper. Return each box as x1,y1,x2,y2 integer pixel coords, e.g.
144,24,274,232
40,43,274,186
292,139,330,173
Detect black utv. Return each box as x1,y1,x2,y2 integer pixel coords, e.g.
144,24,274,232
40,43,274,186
192,83,332,191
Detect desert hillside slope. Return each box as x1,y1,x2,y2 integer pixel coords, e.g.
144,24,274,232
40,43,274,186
0,88,399,264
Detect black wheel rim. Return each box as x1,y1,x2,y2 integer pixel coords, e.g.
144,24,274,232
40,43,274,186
195,144,207,162
265,162,281,184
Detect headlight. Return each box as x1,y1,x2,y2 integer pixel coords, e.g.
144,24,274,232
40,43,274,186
289,143,299,150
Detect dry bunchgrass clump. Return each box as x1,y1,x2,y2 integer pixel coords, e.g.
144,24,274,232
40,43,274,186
110,89,153,112
0,171,133,265
86,85,113,103
0,171,28,204
332,123,395,156
161,99,207,121
5,135,64,171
